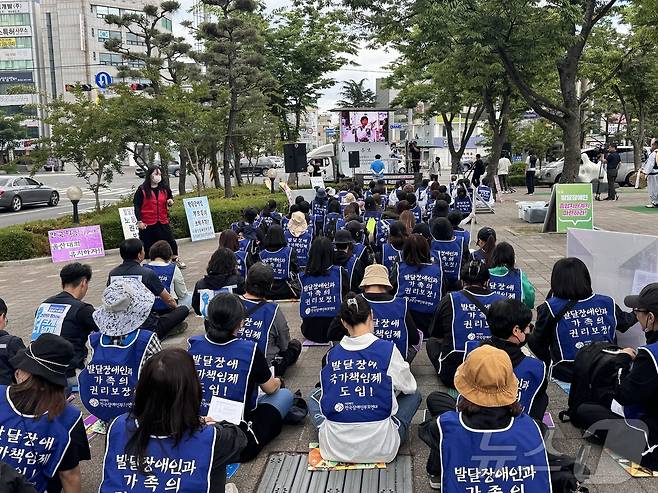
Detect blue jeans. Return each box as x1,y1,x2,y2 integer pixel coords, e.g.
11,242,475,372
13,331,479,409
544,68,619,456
258,388,294,419
307,388,422,444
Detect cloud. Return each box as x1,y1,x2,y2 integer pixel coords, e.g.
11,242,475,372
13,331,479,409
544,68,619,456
172,0,397,111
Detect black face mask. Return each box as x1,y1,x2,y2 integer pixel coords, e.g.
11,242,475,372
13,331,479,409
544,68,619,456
513,333,527,348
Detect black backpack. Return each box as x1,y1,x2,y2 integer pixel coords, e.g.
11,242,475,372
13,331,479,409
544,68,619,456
558,341,623,428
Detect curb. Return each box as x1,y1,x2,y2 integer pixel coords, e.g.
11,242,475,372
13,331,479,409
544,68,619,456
0,236,199,268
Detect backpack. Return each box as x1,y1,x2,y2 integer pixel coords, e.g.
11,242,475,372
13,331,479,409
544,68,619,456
558,341,623,428
323,215,339,240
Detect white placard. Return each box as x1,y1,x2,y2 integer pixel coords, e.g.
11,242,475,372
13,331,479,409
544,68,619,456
118,207,139,240
0,49,33,62
631,270,658,295
207,396,243,425
0,2,30,14
309,176,325,190
183,196,216,242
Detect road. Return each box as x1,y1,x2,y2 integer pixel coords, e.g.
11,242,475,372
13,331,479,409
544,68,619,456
0,167,194,228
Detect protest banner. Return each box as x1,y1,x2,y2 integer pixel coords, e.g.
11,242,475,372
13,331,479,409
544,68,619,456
118,207,139,239
183,196,216,241
48,225,105,263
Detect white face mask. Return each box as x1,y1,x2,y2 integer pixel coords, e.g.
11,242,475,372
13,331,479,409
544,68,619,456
151,174,162,184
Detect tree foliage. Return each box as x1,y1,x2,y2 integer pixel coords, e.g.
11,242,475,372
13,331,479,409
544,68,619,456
337,79,376,108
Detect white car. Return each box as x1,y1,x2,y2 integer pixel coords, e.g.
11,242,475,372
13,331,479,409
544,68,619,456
537,146,647,186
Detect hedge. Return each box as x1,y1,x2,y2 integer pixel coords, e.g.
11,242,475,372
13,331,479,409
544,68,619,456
0,185,288,262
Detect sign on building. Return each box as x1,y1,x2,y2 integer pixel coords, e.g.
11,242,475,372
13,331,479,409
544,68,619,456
0,26,31,37
0,2,29,14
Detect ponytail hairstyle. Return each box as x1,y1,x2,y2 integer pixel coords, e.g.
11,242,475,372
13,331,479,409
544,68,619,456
461,260,490,287
339,293,371,328
476,227,497,267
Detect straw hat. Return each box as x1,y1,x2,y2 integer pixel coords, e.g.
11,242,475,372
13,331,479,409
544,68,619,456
359,264,392,289
287,211,308,237
92,278,155,337
454,345,518,407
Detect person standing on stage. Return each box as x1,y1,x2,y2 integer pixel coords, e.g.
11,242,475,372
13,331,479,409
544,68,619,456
134,166,186,269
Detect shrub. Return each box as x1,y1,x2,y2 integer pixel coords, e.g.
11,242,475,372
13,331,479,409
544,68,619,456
0,184,288,261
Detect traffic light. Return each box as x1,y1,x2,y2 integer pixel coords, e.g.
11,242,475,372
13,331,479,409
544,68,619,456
65,84,92,92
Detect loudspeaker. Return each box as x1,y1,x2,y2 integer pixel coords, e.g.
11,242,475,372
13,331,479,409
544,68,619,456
348,151,360,169
284,143,307,173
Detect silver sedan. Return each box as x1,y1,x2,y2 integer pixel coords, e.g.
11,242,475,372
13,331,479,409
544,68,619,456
0,176,60,212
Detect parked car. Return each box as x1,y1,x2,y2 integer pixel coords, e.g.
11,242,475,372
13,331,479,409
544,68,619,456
239,156,282,176
0,176,59,212
134,163,182,178
537,146,648,186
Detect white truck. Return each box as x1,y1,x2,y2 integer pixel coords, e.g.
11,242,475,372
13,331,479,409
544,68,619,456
307,143,406,182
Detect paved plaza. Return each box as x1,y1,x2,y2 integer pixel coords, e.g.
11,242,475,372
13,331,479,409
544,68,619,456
2,186,658,492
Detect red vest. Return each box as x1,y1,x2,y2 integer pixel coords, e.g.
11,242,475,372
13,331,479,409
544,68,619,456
140,187,169,225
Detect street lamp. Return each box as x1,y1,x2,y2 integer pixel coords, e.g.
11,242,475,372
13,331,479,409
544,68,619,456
66,186,83,225
266,168,277,194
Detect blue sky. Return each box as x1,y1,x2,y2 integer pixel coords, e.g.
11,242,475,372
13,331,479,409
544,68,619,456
173,0,397,111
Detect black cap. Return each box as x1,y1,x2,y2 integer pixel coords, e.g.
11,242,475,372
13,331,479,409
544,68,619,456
625,283,658,314
334,230,354,245
477,227,496,242
10,334,73,387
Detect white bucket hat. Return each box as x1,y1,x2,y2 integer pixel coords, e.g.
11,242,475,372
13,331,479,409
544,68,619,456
93,278,155,336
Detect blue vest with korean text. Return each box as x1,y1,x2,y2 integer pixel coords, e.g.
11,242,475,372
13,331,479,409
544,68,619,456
547,294,617,364
464,341,545,414
353,242,368,265
369,297,409,358
477,185,492,203
454,229,470,248
320,339,395,423
79,330,154,423
299,266,342,318
453,196,472,215
363,211,382,223
488,269,523,301
187,336,257,415
100,413,215,493
0,386,81,493
235,250,247,278
410,205,422,223
381,243,402,272
238,238,251,252
396,262,442,314
259,247,292,281
375,219,395,249
431,237,464,284
312,200,327,220
237,298,277,357
143,263,176,311
450,290,504,352
438,412,551,493
285,229,313,268
32,301,80,341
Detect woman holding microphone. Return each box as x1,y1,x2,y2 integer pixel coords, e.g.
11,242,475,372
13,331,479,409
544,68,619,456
134,166,186,268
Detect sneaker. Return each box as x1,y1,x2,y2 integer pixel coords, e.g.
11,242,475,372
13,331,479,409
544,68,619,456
176,258,187,270
225,484,239,493
646,204,657,208
165,321,188,339
429,475,441,490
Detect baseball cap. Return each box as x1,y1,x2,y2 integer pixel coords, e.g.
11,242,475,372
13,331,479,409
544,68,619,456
625,283,658,314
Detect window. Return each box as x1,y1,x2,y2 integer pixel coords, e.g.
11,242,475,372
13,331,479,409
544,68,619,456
96,5,120,18
126,32,145,46
25,177,39,186
0,37,31,50
161,17,172,31
0,105,35,117
98,29,121,42
14,178,28,187
99,52,122,66
0,13,30,26
0,59,33,70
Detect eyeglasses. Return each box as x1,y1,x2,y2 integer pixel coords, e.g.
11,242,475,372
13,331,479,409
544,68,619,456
633,308,649,314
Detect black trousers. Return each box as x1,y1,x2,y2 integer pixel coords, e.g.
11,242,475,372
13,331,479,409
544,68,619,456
498,174,508,191
139,221,178,257
430,174,439,182
143,307,188,339
526,171,536,193
272,339,302,377
607,170,618,199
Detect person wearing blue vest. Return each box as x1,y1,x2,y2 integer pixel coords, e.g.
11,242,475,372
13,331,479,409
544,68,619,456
0,298,25,386
144,240,192,314
188,293,294,462
333,230,366,293
34,262,98,390
3,334,90,493
307,294,421,464
378,221,406,272
239,263,301,377
100,348,246,493
192,248,245,318
476,177,495,209
430,218,465,292
571,283,658,470
363,195,382,223
325,264,421,362
447,210,471,248
451,186,473,217
390,234,443,336
427,261,506,388
470,226,496,265
79,279,160,426
258,199,282,229
300,237,349,343
529,257,636,383
488,241,536,309
311,187,329,231
323,199,343,240
285,212,313,269
437,299,548,422
419,345,552,491
346,220,373,268
257,225,300,299
218,229,251,278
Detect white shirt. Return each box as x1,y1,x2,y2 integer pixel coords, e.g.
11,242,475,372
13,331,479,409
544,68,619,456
642,150,658,175
497,157,511,175
147,260,189,300
318,332,417,464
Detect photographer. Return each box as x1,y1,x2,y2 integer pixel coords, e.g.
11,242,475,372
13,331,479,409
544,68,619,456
602,143,620,200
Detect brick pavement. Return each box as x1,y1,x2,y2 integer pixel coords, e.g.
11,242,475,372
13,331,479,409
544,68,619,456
1,184,658,492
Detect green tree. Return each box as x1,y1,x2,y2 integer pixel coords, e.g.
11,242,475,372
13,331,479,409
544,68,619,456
0,113,27,164
42,92,126,212
337,79,376,108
